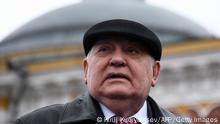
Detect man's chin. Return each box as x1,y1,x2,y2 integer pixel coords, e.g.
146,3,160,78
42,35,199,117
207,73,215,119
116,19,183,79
101,90,132,100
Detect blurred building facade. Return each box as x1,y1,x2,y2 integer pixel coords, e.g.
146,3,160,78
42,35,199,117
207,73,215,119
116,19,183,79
0,0,219,124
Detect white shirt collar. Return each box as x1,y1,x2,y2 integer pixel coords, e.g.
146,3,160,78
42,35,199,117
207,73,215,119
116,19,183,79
99,101,148,124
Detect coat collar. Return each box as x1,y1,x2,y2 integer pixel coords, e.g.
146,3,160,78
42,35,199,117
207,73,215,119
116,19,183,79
59,92,105,124
59,92,171,124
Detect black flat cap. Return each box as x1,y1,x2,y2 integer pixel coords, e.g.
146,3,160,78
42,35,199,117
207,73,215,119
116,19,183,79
83,19,162,60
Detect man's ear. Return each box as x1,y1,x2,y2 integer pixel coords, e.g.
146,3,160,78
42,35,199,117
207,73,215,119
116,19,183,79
83,58,88,84
151,61,160,87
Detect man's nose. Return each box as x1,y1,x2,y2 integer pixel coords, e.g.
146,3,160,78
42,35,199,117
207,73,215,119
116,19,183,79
109,50,126,67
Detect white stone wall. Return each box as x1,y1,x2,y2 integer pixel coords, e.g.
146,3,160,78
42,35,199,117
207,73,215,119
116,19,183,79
151,51,220,114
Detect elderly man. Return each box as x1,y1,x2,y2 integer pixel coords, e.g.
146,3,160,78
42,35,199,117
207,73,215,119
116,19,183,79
15,19,190,124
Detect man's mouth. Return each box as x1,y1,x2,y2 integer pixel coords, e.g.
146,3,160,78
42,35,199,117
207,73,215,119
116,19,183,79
106,72,130,81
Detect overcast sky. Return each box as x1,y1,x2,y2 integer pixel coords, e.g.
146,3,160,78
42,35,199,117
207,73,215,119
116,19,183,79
0,0,219,42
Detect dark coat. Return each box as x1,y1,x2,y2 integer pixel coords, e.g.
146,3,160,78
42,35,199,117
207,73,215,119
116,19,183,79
15,93,190,124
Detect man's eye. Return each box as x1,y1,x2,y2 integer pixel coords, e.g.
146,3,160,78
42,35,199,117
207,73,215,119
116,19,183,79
97,46,110,53
127,48,139,54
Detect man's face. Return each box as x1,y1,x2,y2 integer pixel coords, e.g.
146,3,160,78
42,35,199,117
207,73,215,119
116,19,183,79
83,36,160,101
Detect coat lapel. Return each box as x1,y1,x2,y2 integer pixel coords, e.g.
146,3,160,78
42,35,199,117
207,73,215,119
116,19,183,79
59,92,105,124
147,96,170,124
59,93,171,124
